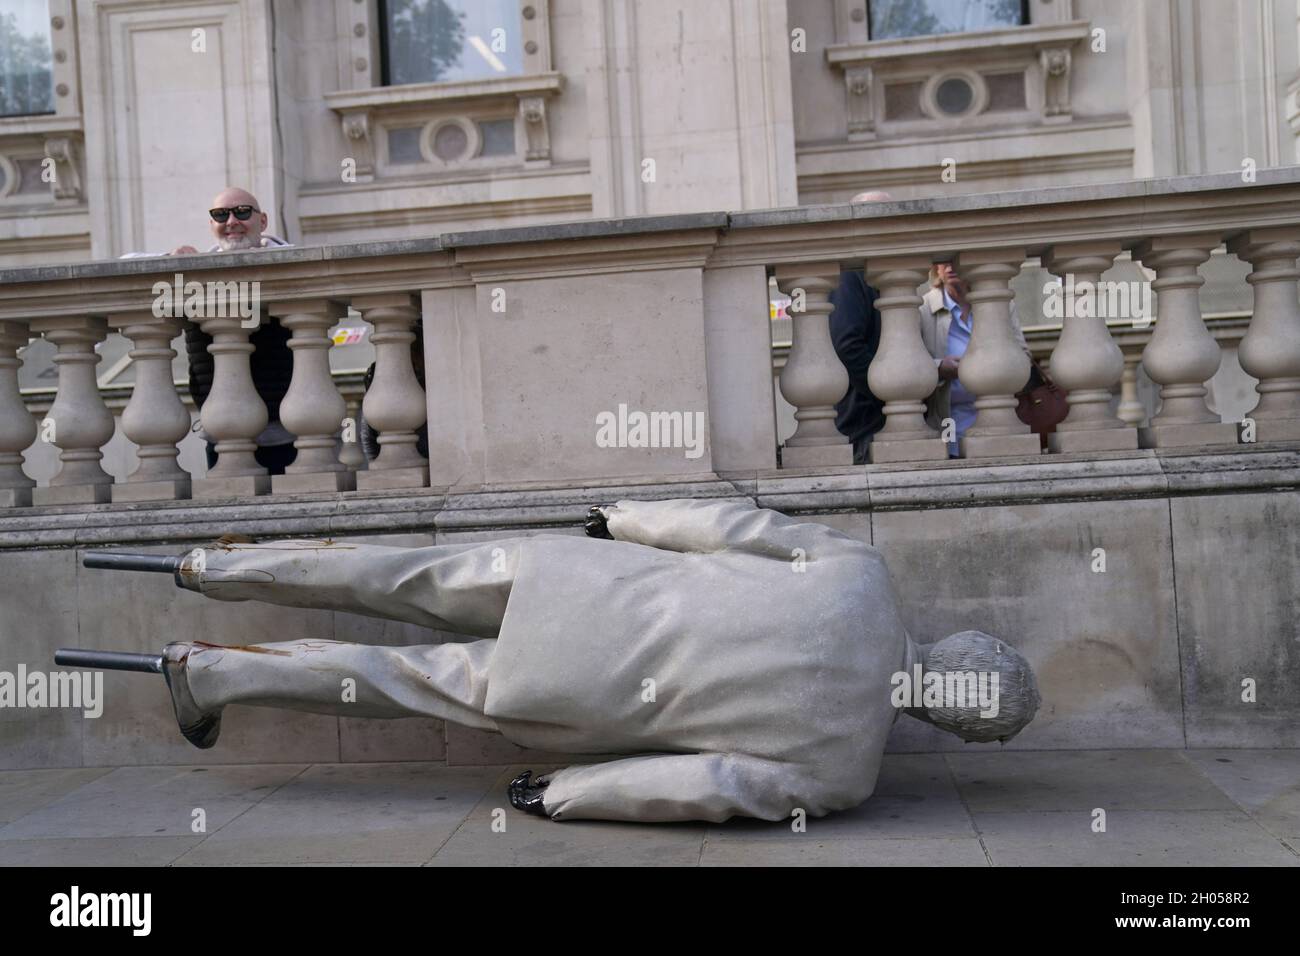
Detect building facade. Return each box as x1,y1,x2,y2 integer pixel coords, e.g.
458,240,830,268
2,0,1298,265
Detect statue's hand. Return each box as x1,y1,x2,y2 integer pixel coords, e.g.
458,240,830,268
508,770,550,818
584,504,615,539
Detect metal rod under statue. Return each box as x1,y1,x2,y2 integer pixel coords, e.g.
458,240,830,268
60,498,1041,824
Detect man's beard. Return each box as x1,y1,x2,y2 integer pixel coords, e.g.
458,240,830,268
217,233,258,251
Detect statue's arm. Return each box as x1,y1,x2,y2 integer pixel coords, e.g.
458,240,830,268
596,497,858,559
538,753,815,823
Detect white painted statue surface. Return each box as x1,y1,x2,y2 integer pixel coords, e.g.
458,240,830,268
71,498,1041,823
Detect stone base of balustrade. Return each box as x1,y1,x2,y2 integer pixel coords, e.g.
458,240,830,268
273,470,358,494
959,432,1043,459
1250,418,1300,443
112,478,192,503
192,474,272,498
355,465,429,490
1139,421,1239,449
781,442,853,468
869,437,950,464
32,483,113,506
0,487,32,508
1049,426,1140,454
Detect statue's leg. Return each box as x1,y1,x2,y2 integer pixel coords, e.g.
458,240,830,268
184,637,499,732
186,539,520,637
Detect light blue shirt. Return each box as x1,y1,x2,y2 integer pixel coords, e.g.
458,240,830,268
943,288,977,453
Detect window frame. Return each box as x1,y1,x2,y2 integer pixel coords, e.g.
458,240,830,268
376,0,530,89
865,0,1031,42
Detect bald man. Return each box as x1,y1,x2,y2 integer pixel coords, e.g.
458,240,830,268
168,186,290,255
172,188,296,473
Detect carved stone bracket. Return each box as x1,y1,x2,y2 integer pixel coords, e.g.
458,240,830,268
519,95,551,162
1039,47,1073,123
845,66,875,140
43,136,82,200
340,109,375,182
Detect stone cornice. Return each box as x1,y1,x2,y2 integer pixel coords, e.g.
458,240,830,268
2,170,1298,311
0,446,1294,551
825,21,1093,67
323,72,564,112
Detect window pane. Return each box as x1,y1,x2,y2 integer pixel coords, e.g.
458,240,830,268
0,0,54,117
387,126,424,164
477,118,516,157
384,0,523,86
868,0,1024,41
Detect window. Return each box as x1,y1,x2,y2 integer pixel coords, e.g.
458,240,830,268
0,0,54,117
868,0,1027,41
380,0,524,86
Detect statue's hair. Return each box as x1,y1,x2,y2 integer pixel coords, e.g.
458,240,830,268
923,631,1040,743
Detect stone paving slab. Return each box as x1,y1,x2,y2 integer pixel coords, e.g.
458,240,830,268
0,767,114,825
0,751,1294,866
974,811,1300,867
0,764,306,840
699,836,990,866
173,763,500,866
428,767,708,867
1183,750,1300,842
946,750,1237,812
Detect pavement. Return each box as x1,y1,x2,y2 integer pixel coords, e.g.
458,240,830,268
1,749,1297,866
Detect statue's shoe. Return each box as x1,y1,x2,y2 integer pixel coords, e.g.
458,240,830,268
161,642,222,749
508,770,550,817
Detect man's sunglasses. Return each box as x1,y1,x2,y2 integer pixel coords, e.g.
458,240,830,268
209,205,259,223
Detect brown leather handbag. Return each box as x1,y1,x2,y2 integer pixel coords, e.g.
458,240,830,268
1016,360,1069,448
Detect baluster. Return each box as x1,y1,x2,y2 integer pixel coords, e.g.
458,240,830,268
1042,241,1138,452
110,313,191,501
864,255,946,462
954,248,1041,458
271,299,355,492
30,316,115,505
0,321,36,508
773,263,853,467
1131,235,1238,447
191,313,271,497
339,394,366,470
1226,227,1300,442
352,293,428,489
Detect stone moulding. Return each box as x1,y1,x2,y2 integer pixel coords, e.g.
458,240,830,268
0,447,1294,552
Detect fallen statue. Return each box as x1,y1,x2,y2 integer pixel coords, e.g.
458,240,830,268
57,497,1040,823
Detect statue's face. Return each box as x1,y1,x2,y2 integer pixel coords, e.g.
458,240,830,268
921,631,1040,743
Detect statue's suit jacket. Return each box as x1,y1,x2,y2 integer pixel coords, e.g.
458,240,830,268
194,498,918,823
491,498,918,823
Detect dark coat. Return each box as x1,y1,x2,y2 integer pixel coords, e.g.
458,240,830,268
829,270,885,443
185,317,294,424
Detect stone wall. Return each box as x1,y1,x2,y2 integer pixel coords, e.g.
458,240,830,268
2,446,1295,770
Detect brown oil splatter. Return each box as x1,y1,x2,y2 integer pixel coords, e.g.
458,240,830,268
193,641,291,656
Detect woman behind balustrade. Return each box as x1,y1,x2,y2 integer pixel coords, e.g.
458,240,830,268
919,262,1032,456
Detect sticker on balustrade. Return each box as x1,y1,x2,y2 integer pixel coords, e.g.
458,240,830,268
151,272,262,328
1043,274,1152,329
332,327,367,346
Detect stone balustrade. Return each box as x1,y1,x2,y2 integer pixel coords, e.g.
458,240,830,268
0,171,1298,508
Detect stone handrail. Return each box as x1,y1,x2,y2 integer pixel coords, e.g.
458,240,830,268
0,170,1297,507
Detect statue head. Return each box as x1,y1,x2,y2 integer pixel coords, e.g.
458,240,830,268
920,631,1040,743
